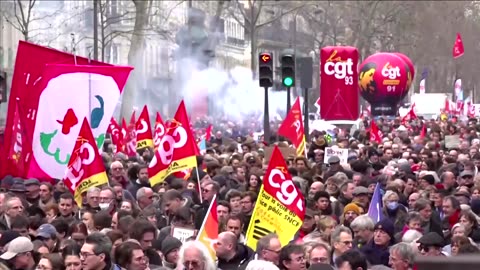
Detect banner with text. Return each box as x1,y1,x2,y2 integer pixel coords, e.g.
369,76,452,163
245,146,305,250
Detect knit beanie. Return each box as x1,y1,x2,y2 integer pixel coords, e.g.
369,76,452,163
161,236,182,256
343,203,361,216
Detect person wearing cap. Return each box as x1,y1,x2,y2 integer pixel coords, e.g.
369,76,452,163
342,203,362,227
24,179,40,206
325,156,353,180
37,223,58,252
458,170,475,188
0,236,36,269
161,236,182,269
296,209,318,242
352,186,370,209
417,232,445,256
360,219,394,266
454,189,471,205
9,180,27,200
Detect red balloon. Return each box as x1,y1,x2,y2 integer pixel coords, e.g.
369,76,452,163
358,53,409,116
394,52,415,90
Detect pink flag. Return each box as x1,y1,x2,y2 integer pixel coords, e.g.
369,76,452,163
453,33,465,58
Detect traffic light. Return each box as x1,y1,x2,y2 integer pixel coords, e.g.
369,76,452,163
281,51,295,87
258,52,273,87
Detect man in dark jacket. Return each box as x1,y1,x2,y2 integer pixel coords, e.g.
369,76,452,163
360,218,394,267
215,231,254,270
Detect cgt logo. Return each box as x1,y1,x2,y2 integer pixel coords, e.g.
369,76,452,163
150,123,188,166
268,168,304,212
323,50,354,85
381,62,401,80
64,140,96,191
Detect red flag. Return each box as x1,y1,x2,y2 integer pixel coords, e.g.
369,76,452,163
205,124,213,142
135,105,153,150
122,118,136,157
455,101,464,115
467,102,476,118
148,101,198,186
453,33,465,59
153,112,166,151
7,103,25,173
63,118,109,206
107,117,122,151
370,121,383,144
2,41,112,178
401,103,418,125
245,146,305,249
420,123,427,139
278,97,306,156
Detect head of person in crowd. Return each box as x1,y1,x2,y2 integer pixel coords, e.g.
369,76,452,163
129,219,157,250
416,232,445,256
80,232,113,270
279,243,306,270
335,249,367,270
62,243,82,270
331,226,353,257
255,233,282,266
177,240,217,270
160,236,182,269
318,215,337,243
388,242,415,270
114,241,147,270
0,236,35,270
37,253,64,270
307,242,330,266
350,215,374,247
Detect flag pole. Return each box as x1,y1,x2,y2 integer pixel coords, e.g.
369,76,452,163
195,166,203,203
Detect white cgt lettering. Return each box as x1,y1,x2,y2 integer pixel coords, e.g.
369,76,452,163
157,126,188,165
153,123,166,146
65,142,95,190
293,120,301,134
324,59,354,80
137,120,148,134
268,169,304,212
381,63,401,79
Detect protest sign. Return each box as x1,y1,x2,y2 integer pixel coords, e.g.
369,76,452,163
324,147,349,164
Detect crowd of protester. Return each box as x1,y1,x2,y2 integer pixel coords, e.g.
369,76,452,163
0,116,478,270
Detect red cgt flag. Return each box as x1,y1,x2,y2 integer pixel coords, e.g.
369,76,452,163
278,97,306,157
8,103,25,173
401,103,418,125
148,101,198,186
121,118,136,156
153,112,166,151
370,120,383,144
107,117,122,151
453,33,465,59
63,118,108,206
135,105,153,150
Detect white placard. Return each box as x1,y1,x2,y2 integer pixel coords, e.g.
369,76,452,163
171,227,197,243
324,147,349,164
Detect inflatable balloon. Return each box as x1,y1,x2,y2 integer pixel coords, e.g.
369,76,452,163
394,52,415,90
358,53,410,116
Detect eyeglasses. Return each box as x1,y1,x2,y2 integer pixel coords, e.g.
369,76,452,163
183,260,202,268
201,189,211,193
80,252,97,259
112,167,123,171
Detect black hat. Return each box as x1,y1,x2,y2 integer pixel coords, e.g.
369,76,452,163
374,219,394,241
161,236,182,256
328,156,340,164
417,232,444,247
308,263,334,270
0,231,20,247
24,178,40,186
10,180,26,193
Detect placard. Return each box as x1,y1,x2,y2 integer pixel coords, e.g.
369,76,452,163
324,147,349,164
445,135,460,149
171,226,197,243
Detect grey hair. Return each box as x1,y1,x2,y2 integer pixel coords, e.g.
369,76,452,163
331,226,352,246
401,229,422,243
87,187,101,197
256,233,279,255
85,232,112,256
390,242,415,266
382,190,398,205
245,260,280,270
176,240,216,270
350,215,375,231
136,187,151,200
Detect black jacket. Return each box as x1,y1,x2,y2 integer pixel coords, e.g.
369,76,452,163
217,243,255,270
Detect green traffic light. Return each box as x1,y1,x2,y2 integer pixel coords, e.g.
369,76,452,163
283,77,294,87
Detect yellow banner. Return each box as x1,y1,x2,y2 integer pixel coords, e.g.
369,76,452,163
136,139,153,150
149,155,197,186
245,186,303,250
74,171,108,207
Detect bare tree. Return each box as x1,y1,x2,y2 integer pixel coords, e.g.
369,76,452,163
120,0,151,119
2,0,65,42
227,0,305,73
